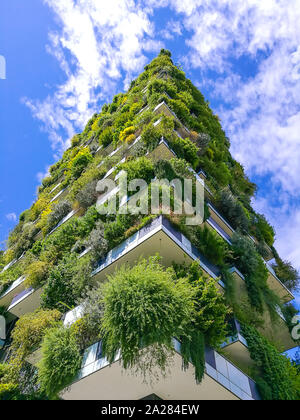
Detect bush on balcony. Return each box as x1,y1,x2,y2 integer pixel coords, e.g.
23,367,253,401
231,233,280,319
193,225,229,267
251,214,275,247
24,260,49,288
272,258,299,292
218,188,250,231
67,148,93,181
242,325,300,400
1,309,61,389
38,325,82,399
117,157,154,184
101,256,195,378
85,220,109,261
41,254,92,312
46,200,72,233
76,179,98,210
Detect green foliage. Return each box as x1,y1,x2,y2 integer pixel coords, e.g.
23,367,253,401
101,256,195,374
103,214,134,247
242,325,300,400
252,214,275,247
181,330,205,383
38,326,82,399
1,309,61,390
46,200,72,233
117,156,154,184
24,260,49,288
272,258,299,292
218,188,250,231
194,225,229,267
231,233,268,312
41,254,92,311
68,148,93,180
1,49,295,397
0,383,22,400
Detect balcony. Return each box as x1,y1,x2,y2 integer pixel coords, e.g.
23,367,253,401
207,203,235,240
62,339,259,400
265,262,294,303
221,319,254,370
92,216,224,288
50,187,69,203
228,268,296,352
206,217,232,245
47,209,78,236
1,252,24,274
7,287,42,318
153,101,191,140
147,138,177,162
0,275,26,309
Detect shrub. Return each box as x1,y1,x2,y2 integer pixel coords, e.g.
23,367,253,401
119,126,136,143
12,223,38,259
252,214,275,247
190,131,211,155
85,220,108,261
38,326,82,399
68,148,92,180
272,258,299,292
2,309,61,388
117,157,154,184
41,254,92,311
24,260,49,288
46,200,72,232
0,384,21,401
76,179,98,210
218,188,250,231
231,233,280,316
101,256,195,376
10,309,61,360
242,325,300,400
194,225,229,267
169,136,199,168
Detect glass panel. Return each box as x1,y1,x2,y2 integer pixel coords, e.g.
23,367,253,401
215,352,228,378
81,342,99,368
227,362,251,395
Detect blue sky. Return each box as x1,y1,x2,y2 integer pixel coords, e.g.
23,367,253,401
0,0,299,321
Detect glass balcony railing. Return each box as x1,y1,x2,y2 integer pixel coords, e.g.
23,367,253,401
0,275,26,310
92,216,223,285
222,319,248,349
69,338,259,400
8,287,34,309
206,217,232,244
265,261,294,303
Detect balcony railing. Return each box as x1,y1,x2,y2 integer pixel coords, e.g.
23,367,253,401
0,276,26,308
9,287,34,308
222,319,248,349
65,338,259,400
92,216,223,285
265,261,294,303
7,286,42,318
206,217,232,244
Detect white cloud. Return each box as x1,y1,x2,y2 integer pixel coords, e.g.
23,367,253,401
23,0,300,273
6,213,17,222
25,0,161,153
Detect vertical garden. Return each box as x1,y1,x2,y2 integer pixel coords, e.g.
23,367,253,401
0,50,299,400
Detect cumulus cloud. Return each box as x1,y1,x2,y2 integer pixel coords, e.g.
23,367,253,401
25,0,161,153
24,0,300,274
